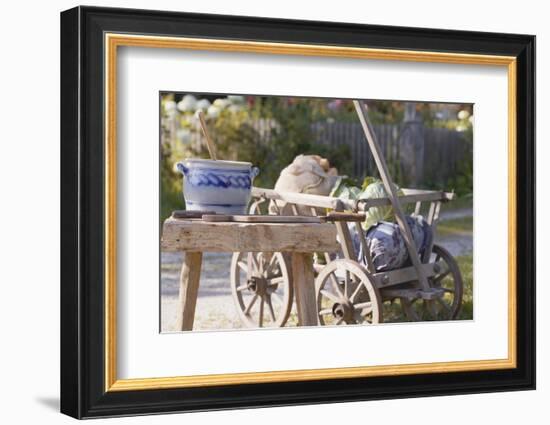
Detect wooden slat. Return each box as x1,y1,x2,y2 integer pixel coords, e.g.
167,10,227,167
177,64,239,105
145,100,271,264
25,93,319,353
252,187,454,215
381,287,445,301
252,186,453,212
162,218,339,253
325,212,365,222
402,187,455,200
201,214,322,223
356,191,452,210
427,202,437,225
334,221,356,261
423,201,442,263
251,187,344,210
372,261,447,288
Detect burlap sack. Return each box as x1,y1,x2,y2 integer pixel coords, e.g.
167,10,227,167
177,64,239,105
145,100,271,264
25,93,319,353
269,154,339,215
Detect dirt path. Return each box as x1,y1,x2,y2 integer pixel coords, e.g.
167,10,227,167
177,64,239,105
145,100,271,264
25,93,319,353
435,207,474,258
161,252,240,332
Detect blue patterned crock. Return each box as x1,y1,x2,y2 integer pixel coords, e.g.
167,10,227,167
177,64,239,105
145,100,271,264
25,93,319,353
176,159,260,214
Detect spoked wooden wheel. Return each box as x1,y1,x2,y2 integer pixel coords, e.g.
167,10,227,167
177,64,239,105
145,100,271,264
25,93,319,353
401,244,464,321
316,259,382,326
230,252,293,328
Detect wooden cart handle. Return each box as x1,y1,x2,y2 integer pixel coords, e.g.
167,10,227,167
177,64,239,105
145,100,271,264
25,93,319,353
323,212,366,222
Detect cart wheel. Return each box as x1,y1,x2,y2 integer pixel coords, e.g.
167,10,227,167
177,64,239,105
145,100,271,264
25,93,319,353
401,244,464,321
316,259,383,326
230,252,293,328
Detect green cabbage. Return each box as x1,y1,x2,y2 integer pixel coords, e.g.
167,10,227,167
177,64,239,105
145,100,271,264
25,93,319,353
330,177,403,229
359,180,403,228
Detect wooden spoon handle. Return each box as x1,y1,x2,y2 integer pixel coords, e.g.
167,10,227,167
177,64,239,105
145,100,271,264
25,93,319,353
197,111,217,160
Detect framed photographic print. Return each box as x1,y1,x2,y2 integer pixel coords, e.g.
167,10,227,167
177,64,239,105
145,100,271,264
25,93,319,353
60,5,535,419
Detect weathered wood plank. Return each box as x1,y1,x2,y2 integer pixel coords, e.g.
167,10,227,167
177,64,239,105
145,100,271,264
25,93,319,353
423,201,442,263
201,214,322,223
176,252,203,331
381,287,445,301
252,186,453,213
252,187,344,210
372,261,447,289
162,219,339,253
356,191,453,210
291,253,319,326
334,221,356,261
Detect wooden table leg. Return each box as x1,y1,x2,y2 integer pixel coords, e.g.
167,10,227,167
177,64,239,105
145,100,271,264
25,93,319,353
291,252,319,326
176,252,203,331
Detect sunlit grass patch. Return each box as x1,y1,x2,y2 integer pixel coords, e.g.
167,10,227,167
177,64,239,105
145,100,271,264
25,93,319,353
437,216,473,236
382,253,473,323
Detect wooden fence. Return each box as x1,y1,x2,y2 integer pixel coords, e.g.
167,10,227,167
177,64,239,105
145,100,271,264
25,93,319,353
166,117,471,189
311,121,470,188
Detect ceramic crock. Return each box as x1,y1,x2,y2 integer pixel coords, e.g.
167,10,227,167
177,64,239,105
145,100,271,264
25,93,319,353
176,159,260,215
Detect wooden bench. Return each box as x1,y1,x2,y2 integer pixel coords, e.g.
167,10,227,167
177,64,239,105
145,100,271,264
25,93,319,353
161,218,339,330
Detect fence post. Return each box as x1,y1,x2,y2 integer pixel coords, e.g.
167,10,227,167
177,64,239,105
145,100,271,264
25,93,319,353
399,102,425,186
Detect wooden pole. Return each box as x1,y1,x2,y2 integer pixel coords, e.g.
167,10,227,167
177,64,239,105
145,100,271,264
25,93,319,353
291,253,319,326
353,100,430,290
197,111,218,160
176,252,203,331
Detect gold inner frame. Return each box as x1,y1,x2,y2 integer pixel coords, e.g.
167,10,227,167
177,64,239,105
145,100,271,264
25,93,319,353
104,33,517,392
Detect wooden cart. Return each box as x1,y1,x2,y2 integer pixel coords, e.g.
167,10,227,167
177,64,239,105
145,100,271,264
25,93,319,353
229,101,464,327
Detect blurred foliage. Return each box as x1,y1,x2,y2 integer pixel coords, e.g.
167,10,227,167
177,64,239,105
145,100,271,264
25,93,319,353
160,93,474,221
436,113,473,198
160,94,184,224
249,97,352,186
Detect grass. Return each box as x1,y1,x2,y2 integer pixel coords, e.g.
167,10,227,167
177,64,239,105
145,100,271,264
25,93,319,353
284,246,474,325
437,216,473,236
381,252,473,322
455,253,473,320
440,196,473,213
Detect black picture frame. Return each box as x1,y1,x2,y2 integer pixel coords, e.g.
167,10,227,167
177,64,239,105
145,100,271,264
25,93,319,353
61,5,535,419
